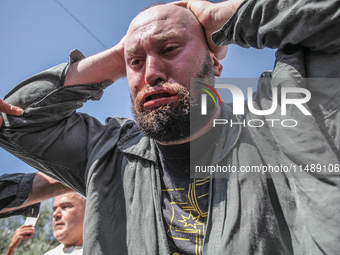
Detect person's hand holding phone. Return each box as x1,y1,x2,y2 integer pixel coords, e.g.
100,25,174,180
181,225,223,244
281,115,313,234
5,223,36,255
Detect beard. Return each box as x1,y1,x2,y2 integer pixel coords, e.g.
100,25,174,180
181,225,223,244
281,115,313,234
132,52,217,143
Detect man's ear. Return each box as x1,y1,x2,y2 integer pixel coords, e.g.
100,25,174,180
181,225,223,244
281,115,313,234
210,51,224,77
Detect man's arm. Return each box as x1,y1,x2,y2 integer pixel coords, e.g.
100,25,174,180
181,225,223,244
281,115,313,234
19,172,73,211
175,0,340,54
0,38,129,195
65,37,126,86
210,0,340,53
0,172,73,215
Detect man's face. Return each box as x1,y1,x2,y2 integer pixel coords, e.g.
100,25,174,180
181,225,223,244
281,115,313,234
125,5,221,143
52,193,85,248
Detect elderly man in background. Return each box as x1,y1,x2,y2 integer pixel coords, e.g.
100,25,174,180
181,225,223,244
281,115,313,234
5,192,85,255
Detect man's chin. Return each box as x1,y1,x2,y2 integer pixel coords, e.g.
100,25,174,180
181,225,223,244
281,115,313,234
54,231,66,241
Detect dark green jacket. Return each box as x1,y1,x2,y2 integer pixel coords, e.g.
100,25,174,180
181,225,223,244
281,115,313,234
1,0,340,254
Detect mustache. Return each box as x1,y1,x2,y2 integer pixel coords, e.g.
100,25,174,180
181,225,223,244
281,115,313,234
138,81,186,96
134,82,189,109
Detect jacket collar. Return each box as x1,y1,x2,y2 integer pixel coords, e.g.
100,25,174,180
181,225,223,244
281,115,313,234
117,124,159,162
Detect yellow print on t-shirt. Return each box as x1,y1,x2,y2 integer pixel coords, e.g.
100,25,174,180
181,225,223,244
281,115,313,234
164,177,210,255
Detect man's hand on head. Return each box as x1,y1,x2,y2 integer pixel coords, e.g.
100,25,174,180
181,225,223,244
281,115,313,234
0,99,23,127
171,0,244,60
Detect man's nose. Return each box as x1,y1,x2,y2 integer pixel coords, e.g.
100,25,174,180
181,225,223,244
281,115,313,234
52,207,61,218
144,55,167,86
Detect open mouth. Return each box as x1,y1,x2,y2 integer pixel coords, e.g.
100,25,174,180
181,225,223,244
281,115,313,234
142,90,178,109
145,92,174,101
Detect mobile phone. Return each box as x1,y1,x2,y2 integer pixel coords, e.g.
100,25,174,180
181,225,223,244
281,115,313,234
24,214,39,227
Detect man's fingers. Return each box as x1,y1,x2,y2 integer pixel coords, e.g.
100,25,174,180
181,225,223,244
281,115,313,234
170,1,189,7
170,0,229,60
22,233,34,240
0,99,23,116
14,225,35,241
0,100,23,127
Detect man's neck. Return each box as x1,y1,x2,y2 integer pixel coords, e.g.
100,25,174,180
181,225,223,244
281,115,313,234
157,104,221,146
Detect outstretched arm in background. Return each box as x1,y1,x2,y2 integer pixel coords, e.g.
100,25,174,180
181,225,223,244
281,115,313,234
0,172,73,215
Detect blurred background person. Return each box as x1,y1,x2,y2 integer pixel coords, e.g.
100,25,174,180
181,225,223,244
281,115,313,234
4,192,86,255
47,192,85,255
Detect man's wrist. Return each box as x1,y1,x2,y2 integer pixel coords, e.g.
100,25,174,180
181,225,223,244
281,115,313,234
8,239,20,250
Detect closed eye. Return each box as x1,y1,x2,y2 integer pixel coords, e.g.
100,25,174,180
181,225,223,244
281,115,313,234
163,46,177,54
128,58,145,68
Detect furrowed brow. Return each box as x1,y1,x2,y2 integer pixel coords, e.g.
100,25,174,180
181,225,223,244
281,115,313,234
126,46,138,56
125,31,182,59
154,31,181,42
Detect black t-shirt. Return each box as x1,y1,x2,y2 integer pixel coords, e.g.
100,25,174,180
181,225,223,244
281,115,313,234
157,125,221,255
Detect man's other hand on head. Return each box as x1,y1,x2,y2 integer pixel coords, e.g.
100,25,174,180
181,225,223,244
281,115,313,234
171,0,244,60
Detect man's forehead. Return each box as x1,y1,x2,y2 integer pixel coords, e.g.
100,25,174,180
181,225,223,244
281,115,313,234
126,30,183,55
54,193,79,204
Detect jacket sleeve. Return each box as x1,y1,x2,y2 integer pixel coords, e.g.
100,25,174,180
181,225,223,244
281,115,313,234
212,0,340,53
0,50,114,195
0,173,40,218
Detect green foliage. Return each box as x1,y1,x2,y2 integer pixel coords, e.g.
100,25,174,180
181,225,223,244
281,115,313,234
0,199,59,255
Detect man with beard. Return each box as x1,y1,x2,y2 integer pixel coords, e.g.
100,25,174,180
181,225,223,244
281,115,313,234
0,1,340,255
